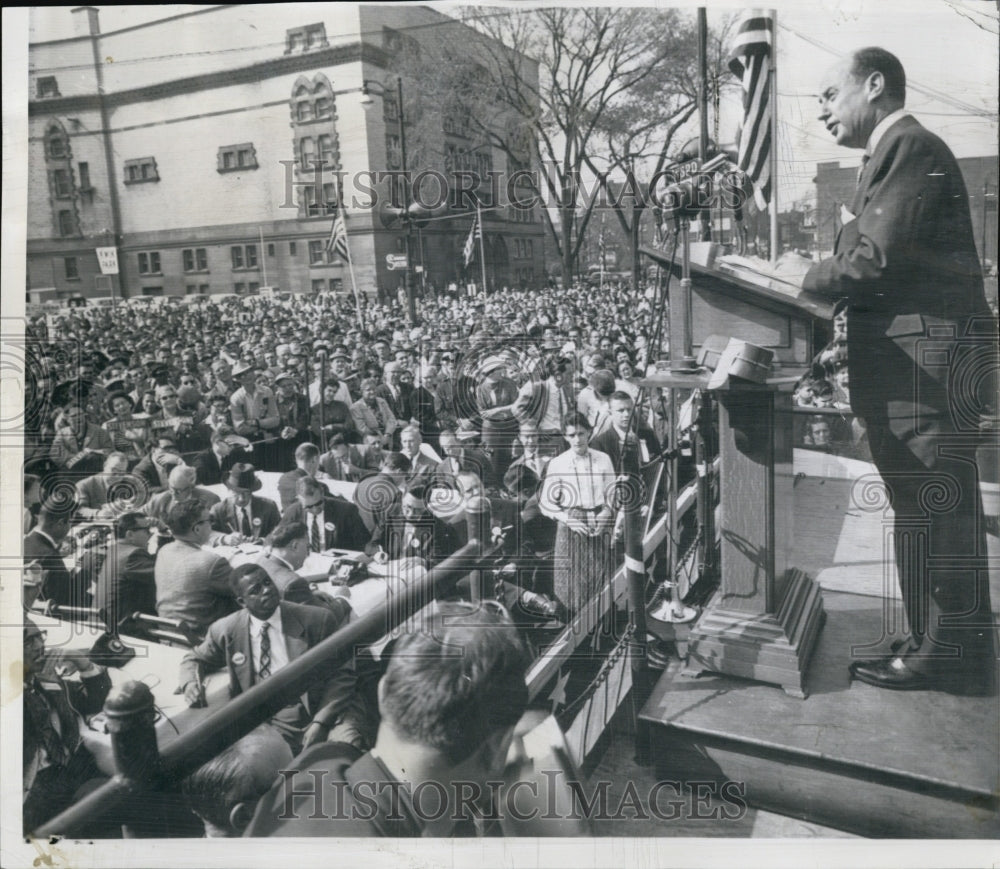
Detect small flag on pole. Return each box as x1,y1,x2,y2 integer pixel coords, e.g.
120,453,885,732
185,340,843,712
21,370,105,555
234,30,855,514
729,9,773,211
325,201,349,262
463,211,480,267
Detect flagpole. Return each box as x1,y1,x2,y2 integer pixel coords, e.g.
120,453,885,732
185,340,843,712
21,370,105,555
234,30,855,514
769,8,779,265
342,222,364,329
477,201,488,294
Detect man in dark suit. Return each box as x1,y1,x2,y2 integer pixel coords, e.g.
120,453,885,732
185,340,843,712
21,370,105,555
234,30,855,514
793,48,995,692
23,496,81,610
284,476,370,552
365,484,459,565
178,564,367,753
189,426,249,487
208,463,281,543
94,511,157,631
23,619,111,834
352,452,410,534
589,391,662,497
254,521,350,615
319,434,366,483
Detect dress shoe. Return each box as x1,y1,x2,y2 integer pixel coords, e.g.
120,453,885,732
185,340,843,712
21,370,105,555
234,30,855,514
848,656,939,691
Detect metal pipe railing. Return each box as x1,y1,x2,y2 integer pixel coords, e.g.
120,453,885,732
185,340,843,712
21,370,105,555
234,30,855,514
36,541,485,838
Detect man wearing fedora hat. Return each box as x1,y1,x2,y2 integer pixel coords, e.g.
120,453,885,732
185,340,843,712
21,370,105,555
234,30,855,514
209,463,281,545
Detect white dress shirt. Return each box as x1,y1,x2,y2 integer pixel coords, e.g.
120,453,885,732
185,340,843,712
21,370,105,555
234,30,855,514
248,607,289,679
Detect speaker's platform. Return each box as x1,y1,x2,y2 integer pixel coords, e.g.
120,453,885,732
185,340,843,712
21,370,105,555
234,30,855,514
639,590,999,838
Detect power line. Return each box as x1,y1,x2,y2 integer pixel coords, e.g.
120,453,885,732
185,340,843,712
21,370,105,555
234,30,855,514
777,22,997,119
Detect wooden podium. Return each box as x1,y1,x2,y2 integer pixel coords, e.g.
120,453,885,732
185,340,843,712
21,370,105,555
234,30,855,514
642,249,833,697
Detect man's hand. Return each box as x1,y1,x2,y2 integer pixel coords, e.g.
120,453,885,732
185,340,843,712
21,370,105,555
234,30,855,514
184,680,206,707
302,721,330,749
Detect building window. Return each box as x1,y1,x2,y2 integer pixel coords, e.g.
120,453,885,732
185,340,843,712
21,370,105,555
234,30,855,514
322,182,338,214
328,278,343,293
138,251,161,274
36,76,60,99
267,243,275,257
248,281,260,294
234,282,246,294
218,143,258,173
308,240,324,264
317,135,336,168
57,210,75,237
311,279,326,293
289,242,297,255
52,169,72,198
314,98,331,119
297,101,314,122
286,23,328,53
186,283,210,295
64,257,79,280
124,157,159,184
231,245,258,270
302,186,319,217
299,137,316,170
183,248,208,272
78,162,91,190
46,126,68,160
142,286,163,296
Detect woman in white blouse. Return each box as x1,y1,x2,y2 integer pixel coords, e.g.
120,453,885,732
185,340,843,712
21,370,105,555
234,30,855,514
539,412,617,620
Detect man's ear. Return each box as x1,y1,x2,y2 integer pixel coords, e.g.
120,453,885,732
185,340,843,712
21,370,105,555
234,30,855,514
865,70,885,102
229,801,253,834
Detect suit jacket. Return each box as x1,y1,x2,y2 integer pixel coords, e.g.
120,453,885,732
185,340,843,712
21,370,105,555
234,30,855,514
367,514,459,563
23,529,81,609
476,377,519,424
350,397,397,443
310,399,357,443
178,601,356,726
75,474,114,517
94,539,157,630
283,497,370,551
319,447,366,483
277,468,309,510
48,422,114,470
154,538,237,635
512,379,574,430
408,385,438,436
803,115,991,466
589,425,662,494
401,450,437,484
434,450,499,490
209,494,281,539
351,473,402,534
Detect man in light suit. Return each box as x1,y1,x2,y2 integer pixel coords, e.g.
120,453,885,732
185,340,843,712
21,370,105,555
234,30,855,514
144,464,221,528
792,48,996,692
209,463,281,544
178,564,367,753
155,499,237,637
254,521,350,616
511,357,574,456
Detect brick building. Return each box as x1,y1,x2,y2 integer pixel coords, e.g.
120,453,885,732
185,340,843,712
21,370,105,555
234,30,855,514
27,5,545,303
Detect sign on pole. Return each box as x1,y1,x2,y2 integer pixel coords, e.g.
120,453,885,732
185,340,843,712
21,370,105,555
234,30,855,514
385,253,408,271
95,247,119,275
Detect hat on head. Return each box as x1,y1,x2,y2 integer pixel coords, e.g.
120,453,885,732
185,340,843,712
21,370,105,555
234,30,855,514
232,359,256,377
177,385,201,407
274,371,298,386
224,463,262,493
116,512,152,534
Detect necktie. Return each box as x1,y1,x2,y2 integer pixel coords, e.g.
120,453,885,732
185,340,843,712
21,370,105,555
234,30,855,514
259,623,272,679
241,507,251,537
556,386,564,422
856,153,869,186
310,513,322,552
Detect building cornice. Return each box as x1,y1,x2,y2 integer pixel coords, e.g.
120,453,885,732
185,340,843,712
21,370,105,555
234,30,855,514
29,41,388,116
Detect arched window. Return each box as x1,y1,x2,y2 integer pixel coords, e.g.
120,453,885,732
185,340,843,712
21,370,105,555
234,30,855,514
45,122,69,161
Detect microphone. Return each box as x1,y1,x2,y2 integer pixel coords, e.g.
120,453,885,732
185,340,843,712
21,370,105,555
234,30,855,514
654,153,732,215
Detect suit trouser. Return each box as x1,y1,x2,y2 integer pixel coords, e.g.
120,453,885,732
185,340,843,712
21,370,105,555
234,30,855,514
866,420,996,680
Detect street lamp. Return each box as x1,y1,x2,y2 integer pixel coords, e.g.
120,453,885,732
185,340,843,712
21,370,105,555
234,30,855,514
361,75,418,324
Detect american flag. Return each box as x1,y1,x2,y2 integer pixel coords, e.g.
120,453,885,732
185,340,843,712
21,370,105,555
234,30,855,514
325,204,349,261
729,10,773,211
462,211,480,267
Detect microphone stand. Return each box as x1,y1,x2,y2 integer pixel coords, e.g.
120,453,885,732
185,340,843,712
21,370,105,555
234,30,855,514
316,350,327,454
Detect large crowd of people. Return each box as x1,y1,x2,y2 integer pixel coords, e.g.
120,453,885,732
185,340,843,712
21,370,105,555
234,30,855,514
21,280,677,837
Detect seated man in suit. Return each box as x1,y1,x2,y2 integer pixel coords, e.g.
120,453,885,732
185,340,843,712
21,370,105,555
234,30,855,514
23,494,82,610
132,434,186,495
319,433,366,483
246,600,530,837
398,425,438,485
23,618,112,835
94,511,157,631
284,476,370,553
254,521,350,615
435,428,498,491
75,451,134,520
155,499,237,637
353,452,410,534
189,425,250,487
208,463,281,545
365,483,459,566
144,464,221,529
276,442,325,511
179,564,368,754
